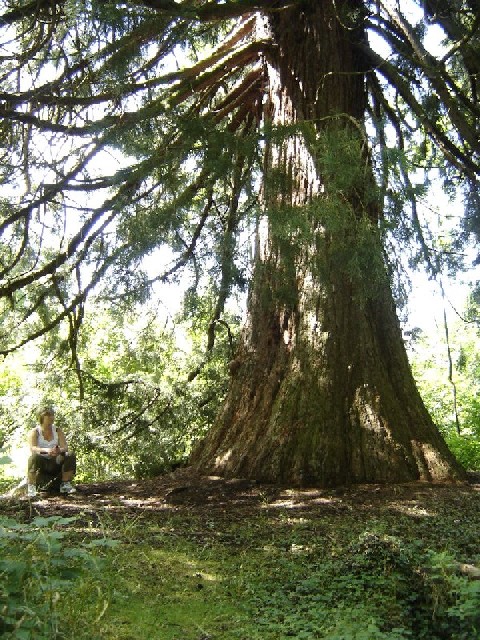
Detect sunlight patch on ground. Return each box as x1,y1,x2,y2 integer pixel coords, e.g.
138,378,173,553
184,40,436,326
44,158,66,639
388,500,436,518
282,516,309,524
82,495,174,511
265,488,338,510
117,495,170,507
262,542,313,554
148,549,222,583
183,562,219,583
264,497,297,508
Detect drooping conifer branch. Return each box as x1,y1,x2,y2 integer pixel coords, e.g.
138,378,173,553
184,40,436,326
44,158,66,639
0,249,119,356
1,0,480,361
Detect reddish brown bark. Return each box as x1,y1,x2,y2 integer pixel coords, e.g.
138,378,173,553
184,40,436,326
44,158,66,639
191,0,466,486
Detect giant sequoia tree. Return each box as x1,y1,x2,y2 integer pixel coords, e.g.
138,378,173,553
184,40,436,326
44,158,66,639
1,0,479,484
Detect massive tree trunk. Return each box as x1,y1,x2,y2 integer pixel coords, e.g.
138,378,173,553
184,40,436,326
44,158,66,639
191,0,466,486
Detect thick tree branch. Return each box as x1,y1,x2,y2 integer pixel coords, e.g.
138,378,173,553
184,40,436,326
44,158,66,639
424,0,480,96
1,0,293,26
127,0,294,21
380,3,480,147
362,44,480,180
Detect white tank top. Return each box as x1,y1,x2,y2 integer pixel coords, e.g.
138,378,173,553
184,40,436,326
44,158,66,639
36,424,59,452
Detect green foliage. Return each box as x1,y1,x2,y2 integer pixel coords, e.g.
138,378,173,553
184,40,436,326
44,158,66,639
259,126,390,312
408,293,480,470
444,431,480,472
239,530,480,639
46,483,480,640
1,290,235,483
0,514,116,639
311,128,387,300
0,451,14,494
2,0,478,358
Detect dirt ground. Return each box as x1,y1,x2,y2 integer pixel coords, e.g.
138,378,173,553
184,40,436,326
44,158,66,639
2,468,480,528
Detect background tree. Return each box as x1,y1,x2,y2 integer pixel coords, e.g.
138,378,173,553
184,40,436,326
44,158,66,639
1,0,478,484
1,293,237,482
409,289,480,472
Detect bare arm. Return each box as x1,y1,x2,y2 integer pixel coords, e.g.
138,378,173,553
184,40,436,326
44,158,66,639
57,429,68,453
27,428,50,455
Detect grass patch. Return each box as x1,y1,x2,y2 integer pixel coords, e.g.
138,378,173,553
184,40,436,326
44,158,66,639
97,545,246,640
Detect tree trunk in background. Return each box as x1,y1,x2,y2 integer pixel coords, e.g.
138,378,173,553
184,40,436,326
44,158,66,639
191,0,466,486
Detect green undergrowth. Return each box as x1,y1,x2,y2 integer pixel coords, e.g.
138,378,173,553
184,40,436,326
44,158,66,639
2,487,480,639
0,514,119,639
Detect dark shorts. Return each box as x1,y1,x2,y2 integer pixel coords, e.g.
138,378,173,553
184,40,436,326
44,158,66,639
28,452,77,478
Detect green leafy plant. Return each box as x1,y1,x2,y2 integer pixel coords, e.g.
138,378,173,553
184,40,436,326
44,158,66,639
0,514,117,639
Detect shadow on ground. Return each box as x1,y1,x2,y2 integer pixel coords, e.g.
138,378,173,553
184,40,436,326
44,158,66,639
2,468,479,532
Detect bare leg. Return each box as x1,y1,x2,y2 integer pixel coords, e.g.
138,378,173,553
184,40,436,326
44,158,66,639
27,454,40,485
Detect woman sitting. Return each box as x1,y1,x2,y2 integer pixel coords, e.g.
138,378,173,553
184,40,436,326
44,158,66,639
27,407,77,497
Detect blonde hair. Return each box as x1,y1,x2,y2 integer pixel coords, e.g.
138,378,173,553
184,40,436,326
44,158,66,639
38,407,54,424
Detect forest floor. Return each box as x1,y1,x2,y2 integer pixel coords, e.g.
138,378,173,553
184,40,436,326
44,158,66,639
4,467,480,523
1,470,480,639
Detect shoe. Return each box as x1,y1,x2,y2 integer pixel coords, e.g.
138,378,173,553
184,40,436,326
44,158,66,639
27,484,37,498
60,481,76,494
